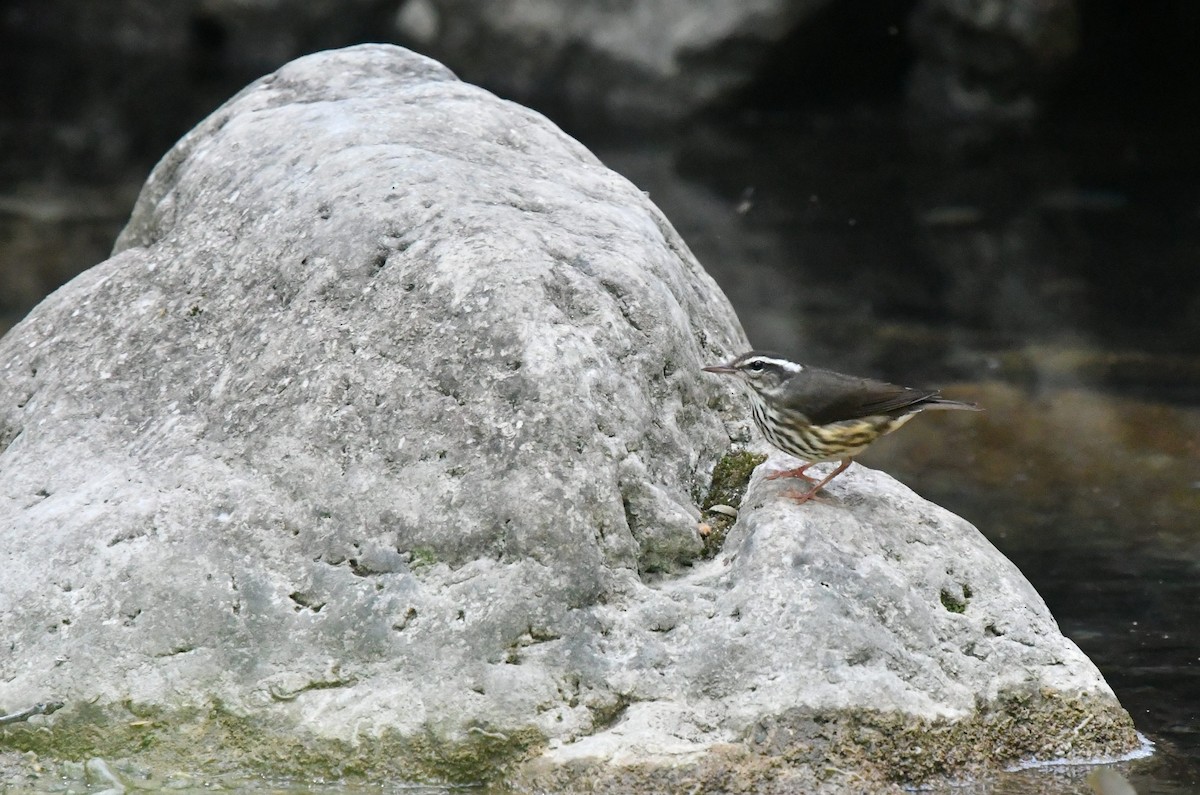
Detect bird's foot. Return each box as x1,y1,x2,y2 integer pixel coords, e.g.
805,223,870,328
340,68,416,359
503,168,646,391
779,458,853,506
764,464,817,483
783,487,832,505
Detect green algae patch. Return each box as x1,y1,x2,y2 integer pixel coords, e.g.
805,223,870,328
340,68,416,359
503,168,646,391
745,688,1141,787
698,449,766,558
409,546,439,570
0,701,546,787
512,742,854,795
939,585,970,614
701,450,766,511
515,689,1139,794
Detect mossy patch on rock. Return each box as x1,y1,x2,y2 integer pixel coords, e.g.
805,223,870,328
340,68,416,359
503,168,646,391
0,701,546,788
513,688,1139,794
939,584,972,613
748,688,1140,787
697,449,766,558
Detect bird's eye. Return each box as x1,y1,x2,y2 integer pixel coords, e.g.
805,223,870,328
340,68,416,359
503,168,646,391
748,361,764,372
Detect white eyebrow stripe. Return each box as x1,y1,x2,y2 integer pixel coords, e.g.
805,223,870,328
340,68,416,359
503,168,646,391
749,357,803,374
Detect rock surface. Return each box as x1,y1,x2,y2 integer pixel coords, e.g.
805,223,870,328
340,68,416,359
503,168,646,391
0,44,1137,790
516,460,1141,792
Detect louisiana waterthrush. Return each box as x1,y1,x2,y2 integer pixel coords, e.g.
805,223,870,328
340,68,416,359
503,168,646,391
704,351,980,505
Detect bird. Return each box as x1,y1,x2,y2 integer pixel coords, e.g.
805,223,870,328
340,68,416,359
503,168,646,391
703,351,980,505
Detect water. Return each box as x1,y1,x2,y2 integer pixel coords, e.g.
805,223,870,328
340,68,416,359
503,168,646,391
3,93,1198,791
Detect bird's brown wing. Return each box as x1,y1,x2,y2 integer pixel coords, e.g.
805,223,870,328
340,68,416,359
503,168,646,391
788,367,939,425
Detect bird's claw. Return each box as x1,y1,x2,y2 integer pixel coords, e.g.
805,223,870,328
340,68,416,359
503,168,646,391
782,487,833,506
764,465,816,483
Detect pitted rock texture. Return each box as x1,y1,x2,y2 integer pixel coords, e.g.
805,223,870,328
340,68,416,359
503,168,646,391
0,44,1136,790
0,40,744,742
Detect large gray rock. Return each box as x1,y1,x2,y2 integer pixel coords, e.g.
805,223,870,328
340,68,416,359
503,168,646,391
0,44,1137,791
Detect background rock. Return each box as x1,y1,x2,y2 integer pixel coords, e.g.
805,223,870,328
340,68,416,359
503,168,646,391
0,44,1138,789
393,0,834,125
907,0,1080,121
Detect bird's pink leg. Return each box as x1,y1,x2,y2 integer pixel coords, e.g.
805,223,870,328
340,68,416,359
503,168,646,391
785,458,852,505
765,463,818,483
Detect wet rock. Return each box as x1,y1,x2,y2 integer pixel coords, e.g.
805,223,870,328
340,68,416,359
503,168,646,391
0,44,1137,790
908,0,1081,120
392,0,829,126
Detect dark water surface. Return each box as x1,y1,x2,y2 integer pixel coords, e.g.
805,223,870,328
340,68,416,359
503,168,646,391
595,105,1200,793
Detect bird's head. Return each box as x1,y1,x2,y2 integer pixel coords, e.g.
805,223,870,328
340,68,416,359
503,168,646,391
702,351,803,398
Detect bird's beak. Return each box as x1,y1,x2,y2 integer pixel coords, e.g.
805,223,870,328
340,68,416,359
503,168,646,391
702,362,737,375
